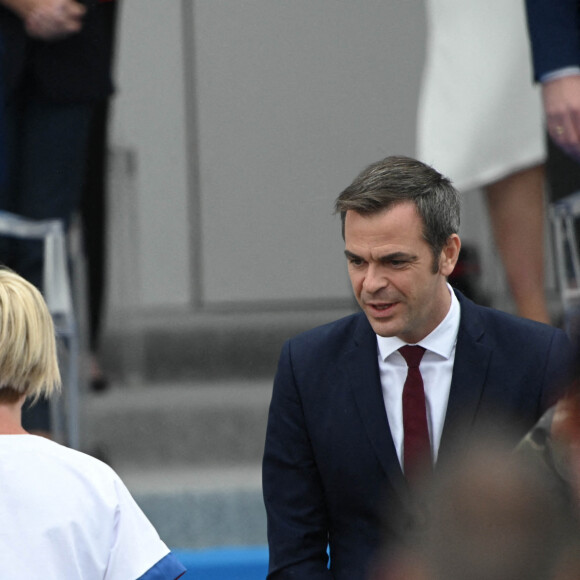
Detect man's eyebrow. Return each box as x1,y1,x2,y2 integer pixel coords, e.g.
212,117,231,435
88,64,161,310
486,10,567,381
379,251,416,262
344,250,417,262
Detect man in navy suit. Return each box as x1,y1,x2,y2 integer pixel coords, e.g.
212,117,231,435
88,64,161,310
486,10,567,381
262,156,573,579
526,0,580,160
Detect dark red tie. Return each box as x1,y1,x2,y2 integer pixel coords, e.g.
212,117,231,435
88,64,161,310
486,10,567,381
399,345,431,482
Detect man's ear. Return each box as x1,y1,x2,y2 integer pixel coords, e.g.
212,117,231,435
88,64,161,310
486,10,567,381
439,234,461,277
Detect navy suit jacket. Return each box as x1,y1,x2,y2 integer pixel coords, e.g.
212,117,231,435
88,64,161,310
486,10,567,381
262,290,573,580
526,0,580,80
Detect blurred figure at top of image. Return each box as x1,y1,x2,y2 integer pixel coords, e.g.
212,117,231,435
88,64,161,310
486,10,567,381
417,0,550,324
0,0,116,436
1,0,85,40
0,267,186,579
370,435,579,580
80,0,119,395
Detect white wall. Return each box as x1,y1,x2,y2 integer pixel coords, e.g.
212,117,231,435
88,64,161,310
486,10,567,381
109,0,190,308
192,1,425,305
108,0,516,318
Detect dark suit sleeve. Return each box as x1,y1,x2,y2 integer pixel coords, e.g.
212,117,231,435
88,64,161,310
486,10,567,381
525,0,580,80
262,340,334,579
542,328,576,411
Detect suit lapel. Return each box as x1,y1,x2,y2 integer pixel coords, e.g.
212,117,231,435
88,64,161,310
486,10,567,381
340,314,408,497
438,292,492,465
339,295,492,490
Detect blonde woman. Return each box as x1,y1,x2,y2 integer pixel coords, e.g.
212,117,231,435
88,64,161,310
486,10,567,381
0,269,186,580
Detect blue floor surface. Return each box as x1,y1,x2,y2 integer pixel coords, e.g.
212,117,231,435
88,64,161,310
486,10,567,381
172,546,268,580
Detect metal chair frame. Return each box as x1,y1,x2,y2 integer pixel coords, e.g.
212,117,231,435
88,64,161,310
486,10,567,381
0,210,80,449
550,190,580,335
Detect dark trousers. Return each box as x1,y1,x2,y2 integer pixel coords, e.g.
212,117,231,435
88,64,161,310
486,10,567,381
0,95,93,430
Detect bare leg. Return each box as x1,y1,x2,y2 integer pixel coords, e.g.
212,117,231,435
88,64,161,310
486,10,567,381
485,164,551,324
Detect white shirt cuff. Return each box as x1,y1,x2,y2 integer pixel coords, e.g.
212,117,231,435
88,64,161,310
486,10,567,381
541,66,580,83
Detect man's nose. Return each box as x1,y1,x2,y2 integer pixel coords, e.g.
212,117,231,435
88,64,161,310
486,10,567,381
362,264,387,294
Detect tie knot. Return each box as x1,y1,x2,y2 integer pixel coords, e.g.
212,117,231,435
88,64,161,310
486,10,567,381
399,345,425,368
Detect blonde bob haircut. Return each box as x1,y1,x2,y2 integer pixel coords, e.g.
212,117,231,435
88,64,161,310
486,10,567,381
0,268,61,403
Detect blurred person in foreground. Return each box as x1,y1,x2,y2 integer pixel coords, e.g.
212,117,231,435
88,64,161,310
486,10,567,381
370,435,580,580
372,345,580,580
518,373,580,522
0,268,186,579
518,387,580,580
262,155,574,580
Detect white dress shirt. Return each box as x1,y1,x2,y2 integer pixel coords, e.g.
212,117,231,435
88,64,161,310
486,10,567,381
376,286,460,468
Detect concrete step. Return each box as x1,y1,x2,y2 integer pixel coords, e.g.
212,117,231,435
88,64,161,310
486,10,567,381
82,380,272,469
101,307,355,384
81,380,271,550
117,465,266,550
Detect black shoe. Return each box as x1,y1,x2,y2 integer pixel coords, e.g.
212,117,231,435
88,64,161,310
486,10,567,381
90,374,109,392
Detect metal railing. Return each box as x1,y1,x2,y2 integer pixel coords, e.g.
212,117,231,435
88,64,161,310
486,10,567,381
0,210,80,449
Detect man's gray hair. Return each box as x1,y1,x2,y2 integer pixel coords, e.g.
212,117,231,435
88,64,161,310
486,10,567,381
335,156,460,270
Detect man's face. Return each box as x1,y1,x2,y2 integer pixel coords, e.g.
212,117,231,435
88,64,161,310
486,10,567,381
344,203,459,343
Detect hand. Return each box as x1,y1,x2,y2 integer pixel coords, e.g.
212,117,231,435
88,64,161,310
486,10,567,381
9,0,87,41
542,75,580,162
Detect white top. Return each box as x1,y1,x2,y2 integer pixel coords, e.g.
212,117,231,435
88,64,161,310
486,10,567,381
376,287,460,467
0,435,185,580
416,0,545,191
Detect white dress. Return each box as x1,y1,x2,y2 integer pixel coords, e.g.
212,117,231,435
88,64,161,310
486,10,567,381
416,0,545,191
0,435,186,580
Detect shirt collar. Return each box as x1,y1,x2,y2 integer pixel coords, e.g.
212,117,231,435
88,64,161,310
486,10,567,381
376,284,461,361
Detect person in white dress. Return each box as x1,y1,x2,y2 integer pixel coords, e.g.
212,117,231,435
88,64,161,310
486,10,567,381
417,0,550,323
0,268,187,580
